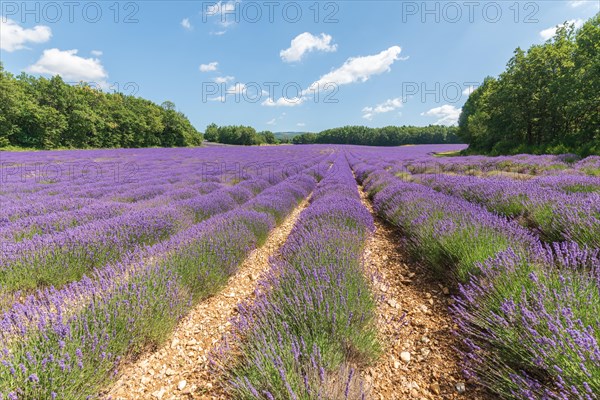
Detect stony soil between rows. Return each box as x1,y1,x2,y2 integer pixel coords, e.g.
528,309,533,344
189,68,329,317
106,198,310,400
106,187,491,400
358,185,490,400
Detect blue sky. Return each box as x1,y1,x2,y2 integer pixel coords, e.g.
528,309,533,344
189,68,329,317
1,1,598,132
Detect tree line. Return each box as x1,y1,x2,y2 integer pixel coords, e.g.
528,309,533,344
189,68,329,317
292,125,461,145
0,64,203,149
458,14,600,156
203,123,279,145
204,124,461,146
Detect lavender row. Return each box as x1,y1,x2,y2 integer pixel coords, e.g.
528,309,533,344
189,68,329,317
224,155,379,399
415,173,600,248
349,152,600,398
1,146,325,225
1,153,329,293
453,242,600,399
343,145,599,177
0,171,321,342
0,201,130,242
0,157,329,324
0,181,225,242
0,183,234,293
351,162,539,282
0,166,320,399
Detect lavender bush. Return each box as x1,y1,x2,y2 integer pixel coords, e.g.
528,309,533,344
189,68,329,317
226,156,378,399
453,242,600,399
416,174,600,248
348,147,600,399
369,175,538,281
0,147,324,398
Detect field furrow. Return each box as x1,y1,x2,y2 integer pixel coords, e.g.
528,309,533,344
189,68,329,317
349,149,600,399
106,196,312,399
357,183,489,399
1,146,598,399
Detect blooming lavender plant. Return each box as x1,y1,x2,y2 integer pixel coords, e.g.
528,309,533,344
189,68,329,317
368,175,538,281
347,147,600,399
226,156,378,399
0,148,323,398
453,242,600,399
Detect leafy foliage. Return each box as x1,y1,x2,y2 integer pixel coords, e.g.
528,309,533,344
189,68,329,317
459,14,600,156
205,124,461,146
0,66,202,149
293,125,462,146
203,123,280,145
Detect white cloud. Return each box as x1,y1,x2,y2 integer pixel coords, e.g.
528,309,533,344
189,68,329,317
0,19,52,52
26,48,108,82
204,1,238,28
214,75,235,84
91,50,103,57
569,1,587,7
199,62,219,72
210,30,227,36
568,1,599,10
297,122,306,127
226,83,246,95
462,85,477,96
181,18,192,30
421,105,461,126
208,82,267,102
280,32,337,63
540,19,584,40
266,118,277,125
309,46,402,91
362,97,404,120
264,46,403,108
262,97,305,107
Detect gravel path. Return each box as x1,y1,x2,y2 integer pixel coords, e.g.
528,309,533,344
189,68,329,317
358,185,490,400
106,198,310,400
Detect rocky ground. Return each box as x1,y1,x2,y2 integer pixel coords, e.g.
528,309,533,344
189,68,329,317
106,188,491,399
358,185,490,400
106,198,310,400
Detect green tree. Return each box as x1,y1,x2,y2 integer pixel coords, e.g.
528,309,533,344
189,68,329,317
0,65,201,149
458,14,599,156
258,130,276,144
204,123,219,142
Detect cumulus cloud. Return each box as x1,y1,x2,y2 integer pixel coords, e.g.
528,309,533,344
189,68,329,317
204,1,238,28
199,62,219,72
0,19,52,52
280,32,337,63
264,46,404,107
462,85,478,96
26,48,108,82
569,0,587,7
362,97,404,120
266,118,277,125
568,1,599,10
540,19,584,40
421,105,461,126
262,97,305,107
90,50,103,57
181,18,192,30
225,82,246,95
214,75,235,84
309,46,402,91
297,122,306,127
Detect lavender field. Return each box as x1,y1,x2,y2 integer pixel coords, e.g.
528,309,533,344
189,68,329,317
0,145,599,399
